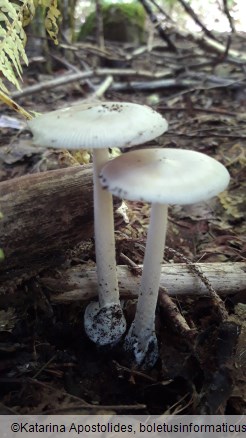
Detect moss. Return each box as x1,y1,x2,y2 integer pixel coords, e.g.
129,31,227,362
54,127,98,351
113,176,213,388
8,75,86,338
78,2,146,44
0,249,4,261
105,2,145,23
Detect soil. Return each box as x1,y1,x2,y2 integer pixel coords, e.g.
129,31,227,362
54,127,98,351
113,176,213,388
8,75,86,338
0,30,245,415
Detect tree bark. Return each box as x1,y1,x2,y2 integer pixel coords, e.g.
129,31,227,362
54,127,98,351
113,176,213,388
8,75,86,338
0,165,94,291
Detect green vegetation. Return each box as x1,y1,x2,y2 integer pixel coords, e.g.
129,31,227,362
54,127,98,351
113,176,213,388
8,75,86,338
0,0,60,94
0,249,4,262
78,1,147,44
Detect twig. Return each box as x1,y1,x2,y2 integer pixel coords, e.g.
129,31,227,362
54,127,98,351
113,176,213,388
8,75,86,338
184,30,246,63
27,378,146,412
149,0,174,22
111,75,245,92
165,247,228,320
166,392,194,415
165,132,246,139
177,0,218,41
0,90,32,119
32,355,57,379
215,35,232,63
111,78,195,91
119,252,142,275
139,0,177,52
91,75,113,98
50,54,80,72
41,404,146,414
62,42,115,58
112,360,159,382
61,32,96,91
222,0,236,33
11,68,172,99
158,105,239,117
158,287,197,346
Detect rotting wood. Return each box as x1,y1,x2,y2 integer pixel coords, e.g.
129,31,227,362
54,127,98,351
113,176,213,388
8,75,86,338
0,165,94,291
40,262,246,303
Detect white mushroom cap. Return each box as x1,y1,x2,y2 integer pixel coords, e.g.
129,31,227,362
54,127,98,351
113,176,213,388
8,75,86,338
28,101,168,149
99,148,230,204
99,147,230,366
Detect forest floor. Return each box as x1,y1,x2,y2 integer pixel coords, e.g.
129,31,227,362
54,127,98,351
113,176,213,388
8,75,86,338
0,31,245,415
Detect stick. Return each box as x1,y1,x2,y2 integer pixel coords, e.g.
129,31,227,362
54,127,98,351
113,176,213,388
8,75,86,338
139,0,177,52
41,263,246,302
11,68,171,99
177,0,217,41
184,30,246,62
111,75,243,92
0,165,94,291
222,0,236,33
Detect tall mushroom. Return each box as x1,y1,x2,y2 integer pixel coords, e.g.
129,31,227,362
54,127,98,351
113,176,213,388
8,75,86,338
99,148,230,365
28,101,168,345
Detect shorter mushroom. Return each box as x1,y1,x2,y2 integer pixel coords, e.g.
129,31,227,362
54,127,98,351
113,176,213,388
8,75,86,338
99,148,230,366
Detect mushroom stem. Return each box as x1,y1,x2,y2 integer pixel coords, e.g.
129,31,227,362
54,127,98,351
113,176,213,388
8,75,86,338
92,148,119,306
124,203,168,366
135,203,168,333
84,148,126,346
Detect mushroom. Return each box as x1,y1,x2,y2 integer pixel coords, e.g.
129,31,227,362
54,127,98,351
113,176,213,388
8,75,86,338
28,101,168,346
99,148,230,365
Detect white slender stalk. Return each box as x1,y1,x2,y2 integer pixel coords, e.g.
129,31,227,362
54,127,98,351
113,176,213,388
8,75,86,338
84,149,126,346
124,203,168,365
93,148,119,306
133,203,168,335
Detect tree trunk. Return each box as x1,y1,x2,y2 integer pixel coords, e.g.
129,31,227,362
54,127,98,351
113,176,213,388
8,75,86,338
0,165,94,291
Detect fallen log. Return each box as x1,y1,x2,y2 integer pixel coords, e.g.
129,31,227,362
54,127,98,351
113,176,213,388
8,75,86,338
41,262,246,302
0,165,94,291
